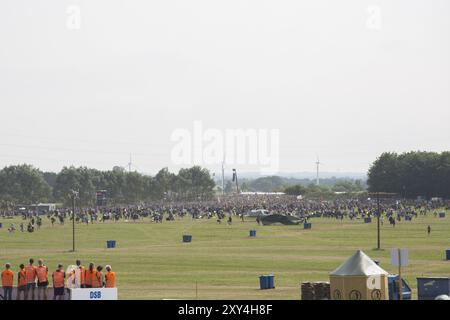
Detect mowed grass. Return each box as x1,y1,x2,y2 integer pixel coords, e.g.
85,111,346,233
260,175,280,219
0,211,449,300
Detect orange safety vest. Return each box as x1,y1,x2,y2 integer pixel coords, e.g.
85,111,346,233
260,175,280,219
36,265,48,283
85,269,96,286
18,270,27,287
78,266,85,285
105,271,115,288
92,271,102,288
1,269,14,287
25,265,37,283
52,270,65,288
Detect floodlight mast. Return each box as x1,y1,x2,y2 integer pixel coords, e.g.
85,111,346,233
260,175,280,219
70,190,79,252
222,155,225,196
377,193,381,250
368,192,397,250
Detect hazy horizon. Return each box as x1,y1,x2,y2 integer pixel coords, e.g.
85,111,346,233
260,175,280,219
1,0,449,175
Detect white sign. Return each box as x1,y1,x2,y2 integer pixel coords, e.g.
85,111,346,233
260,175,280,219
70,288,118,300
391,248,408,267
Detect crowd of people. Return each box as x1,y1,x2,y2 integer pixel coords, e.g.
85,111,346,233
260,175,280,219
0,258,116,300
1,195,447,229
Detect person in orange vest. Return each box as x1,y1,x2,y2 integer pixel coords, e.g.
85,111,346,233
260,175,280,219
36,259,49,300
92,265,104,288
17,264,27,300
105,265,115,288
1,263,14,300
52,264,65,300
75,260,85,288
84,263,96,288
24,258,37,300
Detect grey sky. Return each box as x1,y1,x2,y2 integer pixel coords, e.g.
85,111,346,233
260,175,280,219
0,0,449,175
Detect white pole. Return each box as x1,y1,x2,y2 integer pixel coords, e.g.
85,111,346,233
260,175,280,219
316,160,320,186
222,160,225,195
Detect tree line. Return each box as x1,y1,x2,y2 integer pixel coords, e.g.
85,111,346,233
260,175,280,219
0,164,216,207
234,175,366,194
367,151,450,198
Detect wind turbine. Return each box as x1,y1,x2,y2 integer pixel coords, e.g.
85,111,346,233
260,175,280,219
124,153,140,172
128,153,132,173
315,155,322,186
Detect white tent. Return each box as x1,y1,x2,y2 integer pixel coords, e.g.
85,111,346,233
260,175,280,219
331,250,388,276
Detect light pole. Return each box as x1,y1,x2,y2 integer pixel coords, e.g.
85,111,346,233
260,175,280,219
232,169,239,194
70,190,79,252
369,192,396,250
376,192,381,250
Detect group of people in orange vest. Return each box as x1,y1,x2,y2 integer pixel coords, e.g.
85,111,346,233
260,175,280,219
1,258,116,300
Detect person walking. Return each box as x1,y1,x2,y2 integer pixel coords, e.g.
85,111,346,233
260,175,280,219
105,265,116,288
52,264,65,300
24,258,37,300
17,264,27,300
1,263,14,300
36,259,49,300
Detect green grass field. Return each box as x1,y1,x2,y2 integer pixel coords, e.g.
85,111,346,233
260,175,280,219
1,211,449,299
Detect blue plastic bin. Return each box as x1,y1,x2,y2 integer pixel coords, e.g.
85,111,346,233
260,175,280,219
439,212,445,218
259,275,275,289
249,230,256,237
445,249,450,261
405,216,412,221
0,222,2,228
364,217,372,223
267,274,275,289
417,277,450,300
106,240,116,248
259,275,269,289
182,235,192,243
304,223,312,229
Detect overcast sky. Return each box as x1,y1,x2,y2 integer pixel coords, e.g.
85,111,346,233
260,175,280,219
0,0,449,175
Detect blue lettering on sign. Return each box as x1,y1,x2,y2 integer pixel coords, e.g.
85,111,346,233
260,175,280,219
90,291,102,299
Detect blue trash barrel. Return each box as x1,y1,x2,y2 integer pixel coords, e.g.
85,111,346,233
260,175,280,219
304,223,311,229
106,240,116,248
267,274,275,289
183,235,192,243
249,230,256,237
0,222,2,228
446,249,450,261
439,212,445,218
259,275,269,290
364,217,372,223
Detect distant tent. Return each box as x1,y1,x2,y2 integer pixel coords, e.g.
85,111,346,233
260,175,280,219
330,250,389,300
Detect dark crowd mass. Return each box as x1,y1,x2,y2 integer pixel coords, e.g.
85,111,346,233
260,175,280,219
1,195,448,232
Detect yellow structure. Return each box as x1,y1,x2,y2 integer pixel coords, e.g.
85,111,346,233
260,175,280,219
330,250,389,300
